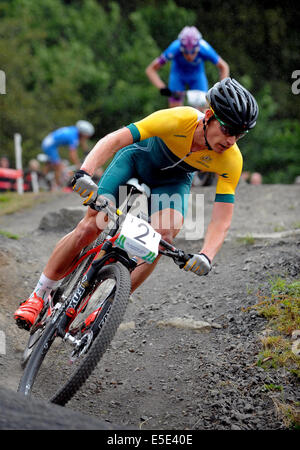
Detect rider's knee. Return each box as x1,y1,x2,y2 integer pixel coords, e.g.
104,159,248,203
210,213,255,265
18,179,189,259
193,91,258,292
151,209,183,242
152,226,182,244
159,228,179,244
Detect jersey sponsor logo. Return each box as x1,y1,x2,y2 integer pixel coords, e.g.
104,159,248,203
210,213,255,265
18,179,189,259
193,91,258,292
197,162,209,168
173,134,186,138
220,173,229,178
196,155,212,168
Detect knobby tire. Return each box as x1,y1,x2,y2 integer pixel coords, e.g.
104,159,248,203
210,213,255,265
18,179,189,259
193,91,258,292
18,262,131,406
21,233,107,369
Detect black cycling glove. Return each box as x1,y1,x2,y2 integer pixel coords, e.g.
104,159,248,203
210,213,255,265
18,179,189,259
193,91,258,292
160,87,173,97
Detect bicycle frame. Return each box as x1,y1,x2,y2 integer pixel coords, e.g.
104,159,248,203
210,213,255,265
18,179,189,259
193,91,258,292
53,184,190,338
56,238,137,337
18,180,194,402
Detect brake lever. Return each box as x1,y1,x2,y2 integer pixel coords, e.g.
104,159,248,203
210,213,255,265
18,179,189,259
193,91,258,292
89,197,109,212
173,251,192,269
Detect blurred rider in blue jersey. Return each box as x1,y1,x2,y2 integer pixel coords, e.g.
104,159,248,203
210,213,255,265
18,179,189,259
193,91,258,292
41,120,95,187
146,26,229,109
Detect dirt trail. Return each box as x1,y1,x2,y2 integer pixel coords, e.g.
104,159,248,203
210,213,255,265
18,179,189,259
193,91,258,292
0,183,299,430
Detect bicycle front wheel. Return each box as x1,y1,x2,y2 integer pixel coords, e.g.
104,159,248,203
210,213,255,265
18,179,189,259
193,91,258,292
20,233,107,369
18,262,131,406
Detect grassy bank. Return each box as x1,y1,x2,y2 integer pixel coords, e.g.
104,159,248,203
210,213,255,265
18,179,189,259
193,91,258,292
0,191,60,216
248,277,300,428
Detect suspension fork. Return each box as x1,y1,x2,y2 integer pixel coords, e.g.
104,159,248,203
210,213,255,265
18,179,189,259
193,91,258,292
56,238,134,338
54,264,100,331
55,248,110,337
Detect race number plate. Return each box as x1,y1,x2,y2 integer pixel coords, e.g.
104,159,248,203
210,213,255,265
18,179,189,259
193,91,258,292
115,213,161,263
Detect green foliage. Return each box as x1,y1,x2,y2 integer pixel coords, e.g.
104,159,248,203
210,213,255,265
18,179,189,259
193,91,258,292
263,383,283,392
0,0,298,184
0,191,53,216
239,84,300,183
0,0,164,165
250,277,300,372
0,229,20,240
236,234,255,245
249,276,300,428
137,0,196,50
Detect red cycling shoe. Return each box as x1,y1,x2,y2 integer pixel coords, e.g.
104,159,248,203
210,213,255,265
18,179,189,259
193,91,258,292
14,293,44,331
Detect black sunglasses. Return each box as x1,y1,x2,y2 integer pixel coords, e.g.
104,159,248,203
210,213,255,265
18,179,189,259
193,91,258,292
214,113,248,139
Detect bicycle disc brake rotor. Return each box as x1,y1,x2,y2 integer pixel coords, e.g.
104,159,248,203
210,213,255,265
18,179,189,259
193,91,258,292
70,330,94,362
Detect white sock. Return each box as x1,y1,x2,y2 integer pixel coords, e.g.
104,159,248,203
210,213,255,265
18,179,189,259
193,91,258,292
31,273,61,301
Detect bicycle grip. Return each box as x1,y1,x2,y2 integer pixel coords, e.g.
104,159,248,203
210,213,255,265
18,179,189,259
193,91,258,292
177,252,193,269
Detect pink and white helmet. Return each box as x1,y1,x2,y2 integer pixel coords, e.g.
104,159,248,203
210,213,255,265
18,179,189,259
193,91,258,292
178,26,202,52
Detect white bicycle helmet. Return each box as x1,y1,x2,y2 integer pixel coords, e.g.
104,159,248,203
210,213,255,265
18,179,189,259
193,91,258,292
178,26,202,52
76,120,95,137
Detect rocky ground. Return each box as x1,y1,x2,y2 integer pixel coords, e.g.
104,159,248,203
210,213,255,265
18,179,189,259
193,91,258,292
0,182,299,430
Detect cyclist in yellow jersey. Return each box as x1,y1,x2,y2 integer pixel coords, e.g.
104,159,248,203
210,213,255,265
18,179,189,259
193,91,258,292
15,78,259,331
128,106,242,204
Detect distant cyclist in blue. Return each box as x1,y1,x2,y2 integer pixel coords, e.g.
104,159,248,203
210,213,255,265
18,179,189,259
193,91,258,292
42,120,95,188
146,26,229,109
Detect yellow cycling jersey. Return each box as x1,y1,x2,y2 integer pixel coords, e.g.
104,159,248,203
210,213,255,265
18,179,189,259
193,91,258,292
128,106,243,203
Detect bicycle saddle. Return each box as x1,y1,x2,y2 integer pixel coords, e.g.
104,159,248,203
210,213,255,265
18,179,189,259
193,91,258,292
126,178,151,198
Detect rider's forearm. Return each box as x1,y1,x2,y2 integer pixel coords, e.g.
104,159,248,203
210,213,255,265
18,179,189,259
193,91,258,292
147,71,166,89
69,150,81,167
80,128,133,176
145,61,165,89
200,218,231,262
216,58,230,80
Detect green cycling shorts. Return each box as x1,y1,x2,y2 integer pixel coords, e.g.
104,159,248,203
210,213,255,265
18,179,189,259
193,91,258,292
97,137,194,217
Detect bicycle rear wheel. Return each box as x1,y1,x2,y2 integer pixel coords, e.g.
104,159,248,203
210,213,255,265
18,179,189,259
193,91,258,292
18,262,131,405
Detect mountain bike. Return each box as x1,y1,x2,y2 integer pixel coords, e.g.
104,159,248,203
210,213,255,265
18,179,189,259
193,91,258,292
18,178,192,406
